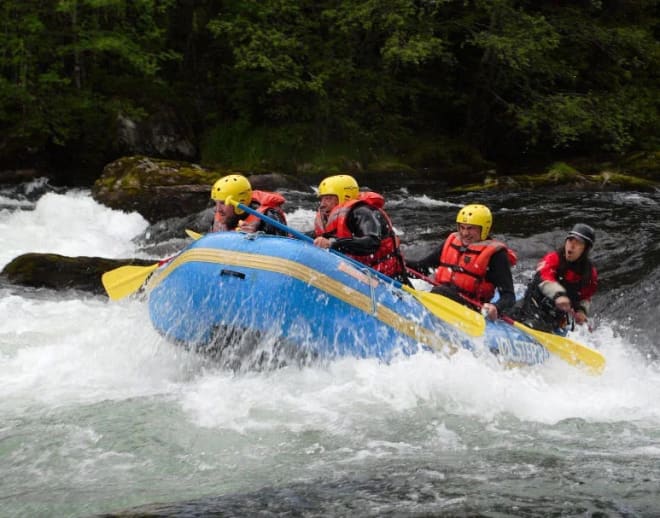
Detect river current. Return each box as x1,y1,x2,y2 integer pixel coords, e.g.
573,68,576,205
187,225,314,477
1,179,659,517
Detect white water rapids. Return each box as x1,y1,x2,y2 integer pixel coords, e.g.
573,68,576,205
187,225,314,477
1,185,659,517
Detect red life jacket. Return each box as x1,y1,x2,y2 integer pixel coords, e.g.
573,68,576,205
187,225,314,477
314,192,387,235
213,190,286,231
434,232,517,302
315,192,403,277
536,250,597,307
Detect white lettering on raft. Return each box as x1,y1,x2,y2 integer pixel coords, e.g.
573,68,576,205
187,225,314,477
495,336,550,364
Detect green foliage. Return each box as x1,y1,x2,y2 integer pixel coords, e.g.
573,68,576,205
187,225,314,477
205,0,452,149
201,121,373,174
469,2,560,72
0,0,179,171
547,161,579,180
0,0,657,178
201,121,336,172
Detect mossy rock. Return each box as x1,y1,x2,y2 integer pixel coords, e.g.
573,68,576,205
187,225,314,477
92,156,310,223
619,151,660,180
452,160,658,192
91,156,220,222
367,159,416,174
94,155,219,193
590,171,658,190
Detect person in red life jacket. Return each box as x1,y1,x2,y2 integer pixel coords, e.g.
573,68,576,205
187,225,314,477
512,223,598,333
406,204,517,321
312,174,410,285
210,174,287,235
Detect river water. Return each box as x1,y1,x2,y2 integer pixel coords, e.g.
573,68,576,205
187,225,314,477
1,179,659,517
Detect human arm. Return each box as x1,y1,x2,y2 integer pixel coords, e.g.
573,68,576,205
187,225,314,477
574,265,598,324
404,244,443,274
535,251,574,313
315,204,382,255
256,208,288,236
485,249,516,319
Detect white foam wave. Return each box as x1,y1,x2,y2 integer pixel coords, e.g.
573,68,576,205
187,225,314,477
1,188,658,440
175,330,660,435
387,194,460,208
0,191,148,268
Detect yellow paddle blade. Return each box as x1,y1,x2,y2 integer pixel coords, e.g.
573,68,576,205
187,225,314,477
185,229,203,240
402,285,486,337
512,320,605,374
102,263,159,301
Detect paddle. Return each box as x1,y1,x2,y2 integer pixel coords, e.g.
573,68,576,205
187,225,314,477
103,229,208,300
102,256,175,301
406,267,605,373
185,229,203,240
222,196,486,337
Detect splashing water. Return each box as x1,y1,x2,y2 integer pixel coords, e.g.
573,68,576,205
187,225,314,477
1,182,658,517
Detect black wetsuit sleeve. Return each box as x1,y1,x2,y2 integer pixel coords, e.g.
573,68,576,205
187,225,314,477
486,249,516,313
404,244,443,275
330,204,381,255
258,208,288,236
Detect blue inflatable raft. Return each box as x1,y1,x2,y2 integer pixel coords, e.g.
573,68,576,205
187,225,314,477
146,232,550,369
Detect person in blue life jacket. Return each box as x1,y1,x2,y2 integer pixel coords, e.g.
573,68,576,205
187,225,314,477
406,204,517,321
311,174,410,285
210,174,288,235
511,223,598,333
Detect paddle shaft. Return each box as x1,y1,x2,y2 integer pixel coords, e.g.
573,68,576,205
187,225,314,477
406,266,436,287
224,198,486,337
408,266,509,318
406,267,605,372
409,266,567,325
230,199,407,289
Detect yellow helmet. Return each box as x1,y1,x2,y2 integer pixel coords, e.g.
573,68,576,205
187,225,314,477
211,174,253,213
456,204,492,240
318,174,359,203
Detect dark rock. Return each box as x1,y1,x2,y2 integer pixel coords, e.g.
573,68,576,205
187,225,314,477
92,156,221,222
92,156,312,223
1,253,154,295
115,108,197,161
451,160,659,192
248,172,310,192
0,168,44,184
619,151,660,180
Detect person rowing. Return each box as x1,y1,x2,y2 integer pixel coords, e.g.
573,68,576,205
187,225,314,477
406,204,517,321
210,174,287,235
512,223,598,333
311,174,409,285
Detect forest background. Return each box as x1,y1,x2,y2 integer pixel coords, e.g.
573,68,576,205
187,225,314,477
1,0,658,186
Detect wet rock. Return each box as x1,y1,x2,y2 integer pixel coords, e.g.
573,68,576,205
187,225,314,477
115,108,197,161
92,156,311,223
91,156,217,223
0,168,44,184
619,151,660,181
1,253,154,295
452,161,659,192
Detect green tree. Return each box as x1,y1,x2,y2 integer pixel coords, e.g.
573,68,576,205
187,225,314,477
0,0,179,179
450,0,659,157
0,1,657,180
205,0,451,160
